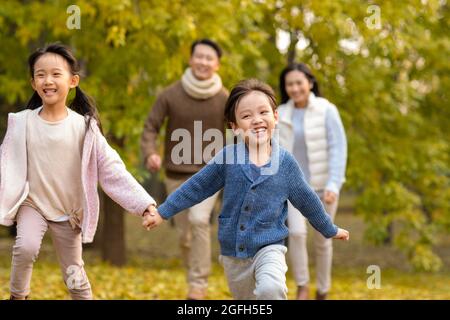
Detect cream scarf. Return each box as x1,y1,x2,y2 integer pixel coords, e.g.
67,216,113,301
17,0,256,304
181,67,223,100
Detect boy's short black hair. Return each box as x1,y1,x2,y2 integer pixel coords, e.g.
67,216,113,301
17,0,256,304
190,39,222,59
224,79,277,126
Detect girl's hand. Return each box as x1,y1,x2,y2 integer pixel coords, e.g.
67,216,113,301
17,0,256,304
324,190,337,204
333,228,349,241
143,204,157,217
142,210,164,230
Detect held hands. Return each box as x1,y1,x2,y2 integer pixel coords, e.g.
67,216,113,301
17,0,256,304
333,228,350,241
142,205,164,230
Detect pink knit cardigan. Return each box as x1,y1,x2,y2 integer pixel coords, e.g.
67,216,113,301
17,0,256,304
0,109,156,243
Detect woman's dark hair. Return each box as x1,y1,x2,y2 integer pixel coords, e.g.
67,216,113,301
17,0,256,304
224,79,277,126
27,43,102,132
191,38,222,59
279,62,321,104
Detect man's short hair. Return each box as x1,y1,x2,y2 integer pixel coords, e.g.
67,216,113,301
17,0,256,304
190,39,222,59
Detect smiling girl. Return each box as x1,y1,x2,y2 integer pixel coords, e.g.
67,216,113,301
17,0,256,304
0,43,157,300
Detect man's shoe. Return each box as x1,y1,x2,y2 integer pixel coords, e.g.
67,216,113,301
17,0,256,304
316,291,328,300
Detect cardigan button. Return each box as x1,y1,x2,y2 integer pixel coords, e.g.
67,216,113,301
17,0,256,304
240,225,245,231
238,245,244,252
244,206,250,211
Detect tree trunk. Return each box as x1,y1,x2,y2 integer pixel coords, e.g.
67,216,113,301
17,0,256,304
383,210,393,245
287,30,299,65
101,191,126,266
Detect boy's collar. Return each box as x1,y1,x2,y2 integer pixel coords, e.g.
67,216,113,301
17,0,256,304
237,138,282,183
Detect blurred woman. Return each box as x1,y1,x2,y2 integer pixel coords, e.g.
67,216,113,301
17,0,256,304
277,63,347,300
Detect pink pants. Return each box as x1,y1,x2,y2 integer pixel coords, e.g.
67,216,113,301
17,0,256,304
10,206,92,299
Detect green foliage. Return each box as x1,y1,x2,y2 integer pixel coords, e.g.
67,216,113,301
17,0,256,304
0,0,448,271
267,0,449,271
0,0,277,176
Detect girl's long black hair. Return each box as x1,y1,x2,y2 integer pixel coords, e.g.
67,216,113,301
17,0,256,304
26,43,102,132
279,62,321,104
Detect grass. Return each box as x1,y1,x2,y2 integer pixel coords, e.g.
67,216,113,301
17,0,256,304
0,208,449,300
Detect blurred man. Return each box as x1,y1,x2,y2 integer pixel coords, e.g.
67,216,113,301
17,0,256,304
141,39,228,300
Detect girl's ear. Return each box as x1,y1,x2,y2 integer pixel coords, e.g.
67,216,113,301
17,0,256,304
70,74,80,89
230,122,239,135
30,78,36,91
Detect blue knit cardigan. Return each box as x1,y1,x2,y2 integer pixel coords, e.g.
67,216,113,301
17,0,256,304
158,141,338,258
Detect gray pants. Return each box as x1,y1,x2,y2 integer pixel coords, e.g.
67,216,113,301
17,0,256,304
219,244,288,300
10,206,92,299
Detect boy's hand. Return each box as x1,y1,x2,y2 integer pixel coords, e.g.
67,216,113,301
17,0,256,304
333,228,349,241
142,209,164,230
